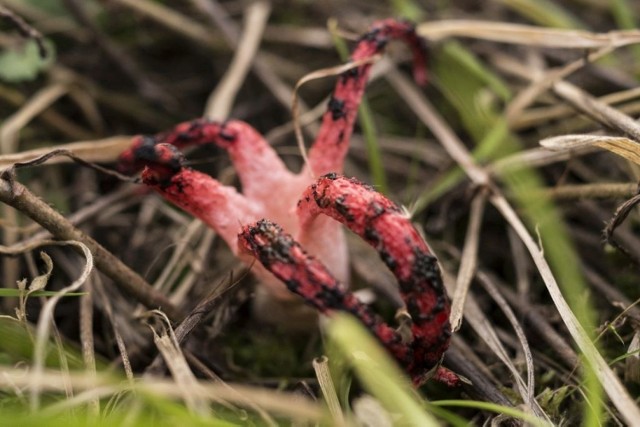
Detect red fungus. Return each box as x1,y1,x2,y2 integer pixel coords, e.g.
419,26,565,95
119,19,458,385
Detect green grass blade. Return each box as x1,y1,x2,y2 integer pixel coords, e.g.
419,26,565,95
326,314,439,427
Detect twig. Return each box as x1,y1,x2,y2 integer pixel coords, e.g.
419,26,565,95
4,148,136,183
0,173,182,320
0,4,46,57
604,189,640,265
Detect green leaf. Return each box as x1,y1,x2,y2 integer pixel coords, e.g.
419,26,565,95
326,314,440,427
0,39,55,83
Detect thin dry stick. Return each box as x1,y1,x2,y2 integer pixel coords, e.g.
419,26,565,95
152,221,203,292
490,145,598,174
495,53,640,143
205,1,271,120
0,175,182,320
6,185,137,253
146,268,245,376
450,189,487,331
169,229,215,306
0,4,47,57
458,288,548,417
385,68,640,424
483,270,579,366
0,84,94,140
1,82,71,295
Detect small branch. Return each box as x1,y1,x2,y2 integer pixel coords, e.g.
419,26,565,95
0,173,182,321
0,4,47,57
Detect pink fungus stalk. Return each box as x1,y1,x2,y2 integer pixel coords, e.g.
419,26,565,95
118,19,459,385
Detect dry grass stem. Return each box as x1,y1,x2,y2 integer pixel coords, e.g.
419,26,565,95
0,367,324,420
145,311,211,416
511,87,640,130
505,46,615,123
205,2,270,120
476,272,538,418
152,220,203,293
79,278,99,415
541,134,640,165
0,136,131,168
418,20,640,48
543,182,637,200
450,190,487,331
490,145,599,173
191,0,310,113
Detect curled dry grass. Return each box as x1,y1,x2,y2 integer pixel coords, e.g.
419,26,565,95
1,0,640,425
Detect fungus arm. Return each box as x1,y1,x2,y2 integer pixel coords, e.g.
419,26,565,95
297,174,454,384
117,119,293,199
136,143,259,248
306,19,427,176
238,219,411,365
